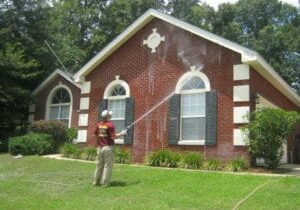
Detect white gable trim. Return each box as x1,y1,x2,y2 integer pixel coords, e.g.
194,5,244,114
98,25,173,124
72,9,299,107
73,9,256,83
32,69,81,96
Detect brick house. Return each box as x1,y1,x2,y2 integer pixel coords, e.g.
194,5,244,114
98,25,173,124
31,9,300,163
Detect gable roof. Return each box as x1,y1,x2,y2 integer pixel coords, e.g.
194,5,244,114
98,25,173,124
32,69,81,96
73,9,300,108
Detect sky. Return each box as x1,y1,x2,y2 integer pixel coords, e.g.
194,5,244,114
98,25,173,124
203,0,300,10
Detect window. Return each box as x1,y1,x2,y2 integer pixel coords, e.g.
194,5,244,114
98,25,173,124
103,76,132,144
48,87,71,127
108,85,126,139
180,76,206,141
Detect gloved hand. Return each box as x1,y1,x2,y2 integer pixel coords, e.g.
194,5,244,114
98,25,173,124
120,129,127,136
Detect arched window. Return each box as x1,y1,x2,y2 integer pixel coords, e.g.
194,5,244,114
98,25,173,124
172,69,211,144
101,76,134,144
108,84,127,134
180,76,206,141
47,87,72,127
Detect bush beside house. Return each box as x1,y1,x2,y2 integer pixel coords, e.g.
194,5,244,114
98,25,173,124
30,120,69,150
9,133,53,155
6,120,77,156
244,108,300,168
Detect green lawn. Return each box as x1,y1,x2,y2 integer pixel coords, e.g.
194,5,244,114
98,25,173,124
0,154,300,210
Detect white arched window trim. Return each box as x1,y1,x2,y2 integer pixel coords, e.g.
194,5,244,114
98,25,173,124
45,84,73,128
175,70,211,145
103,79,130,99
175,71,211,94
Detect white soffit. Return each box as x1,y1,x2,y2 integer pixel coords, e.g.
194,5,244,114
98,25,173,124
72,9,300,108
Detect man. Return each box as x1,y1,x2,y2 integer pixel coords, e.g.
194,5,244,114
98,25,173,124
93,110,127,187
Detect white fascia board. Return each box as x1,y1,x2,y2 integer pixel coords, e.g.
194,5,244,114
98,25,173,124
32,69,81,96
149,10,257,57
242,54,300,108
73,9,257,82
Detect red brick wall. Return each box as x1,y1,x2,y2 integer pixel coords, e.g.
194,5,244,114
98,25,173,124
34,75,81,128
85,19,298,162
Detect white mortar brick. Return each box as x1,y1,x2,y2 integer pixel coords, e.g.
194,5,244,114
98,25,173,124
233,129,247,146
81,81,91,94
79,114,89,126
77,130,87,143
233,64,250,80
234,106,250,123
80,97,90,110
233,85,250,102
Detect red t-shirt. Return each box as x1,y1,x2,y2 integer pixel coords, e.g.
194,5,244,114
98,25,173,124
94,121,116,147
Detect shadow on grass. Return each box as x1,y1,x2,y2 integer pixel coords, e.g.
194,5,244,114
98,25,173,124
109,180,140,187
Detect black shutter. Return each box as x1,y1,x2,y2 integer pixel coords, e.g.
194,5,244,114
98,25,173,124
124,97,134,144
168,94,180,145
205,91,218,145
98,99,108,121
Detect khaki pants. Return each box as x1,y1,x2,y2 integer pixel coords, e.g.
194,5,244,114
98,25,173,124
93,146,114,187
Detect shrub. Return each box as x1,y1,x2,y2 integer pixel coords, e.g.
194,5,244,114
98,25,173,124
0,138,9,152
30,120,68,150
204,158,222,171
60,143,82,159
181,152,203,169
244,108,300,168
147,150,181,167
226,157,248,172
114,147,131,164
82,147,97,161
67,127,78,143
8,133,53,155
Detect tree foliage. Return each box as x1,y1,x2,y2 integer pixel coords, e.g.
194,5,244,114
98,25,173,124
244,108,300,168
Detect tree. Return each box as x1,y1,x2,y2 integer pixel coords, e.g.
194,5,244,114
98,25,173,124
215,0,300,89
244,108,300,168
0,1,41,133
167,0,200,21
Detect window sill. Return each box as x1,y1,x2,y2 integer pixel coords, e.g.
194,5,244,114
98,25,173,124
114,139,124,144
178,140,205,145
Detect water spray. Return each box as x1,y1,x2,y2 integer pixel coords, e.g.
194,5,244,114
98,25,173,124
125,72,199,130
126,91,175,130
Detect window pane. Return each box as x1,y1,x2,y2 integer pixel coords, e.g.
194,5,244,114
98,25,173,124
181,117,205,140
52,88,70,104
49,106,59,120
182,93,205,116
111,120,125,134
110,85,126,96
182,77,205,90
109,99,126,119
60,105,70,119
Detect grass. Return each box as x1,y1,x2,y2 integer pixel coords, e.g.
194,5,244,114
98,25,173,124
0,154,300,210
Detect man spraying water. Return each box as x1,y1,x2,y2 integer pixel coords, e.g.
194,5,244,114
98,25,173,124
93,110,127,187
